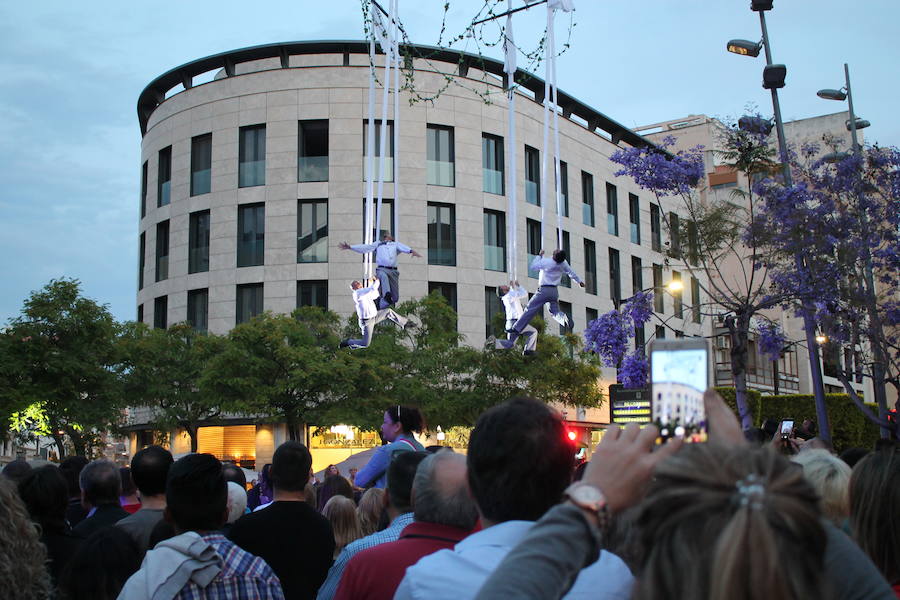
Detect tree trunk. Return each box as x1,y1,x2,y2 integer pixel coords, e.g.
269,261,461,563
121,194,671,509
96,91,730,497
726,315,754,430
286,413,301,442
68,427,87,457
52,433,67,459
185,424,199,453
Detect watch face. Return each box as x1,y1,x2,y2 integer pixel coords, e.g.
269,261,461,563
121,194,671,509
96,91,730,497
570,483,604,505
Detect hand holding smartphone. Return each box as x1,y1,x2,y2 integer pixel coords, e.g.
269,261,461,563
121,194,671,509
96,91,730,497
650,338,709,443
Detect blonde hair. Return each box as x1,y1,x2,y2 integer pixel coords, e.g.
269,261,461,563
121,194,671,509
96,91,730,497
792,448,851,525
0,478,51,599
323,496,362,557
356,487,386,536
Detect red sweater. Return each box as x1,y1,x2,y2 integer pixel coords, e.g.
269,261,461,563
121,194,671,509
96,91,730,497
333,521,472,600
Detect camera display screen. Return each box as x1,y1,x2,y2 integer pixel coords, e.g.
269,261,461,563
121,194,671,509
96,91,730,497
651,346,708,442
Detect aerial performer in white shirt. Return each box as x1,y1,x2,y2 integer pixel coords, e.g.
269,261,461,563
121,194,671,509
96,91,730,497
495,280,537,355
339,279,408,350
504,249,584,346
339,234,421,309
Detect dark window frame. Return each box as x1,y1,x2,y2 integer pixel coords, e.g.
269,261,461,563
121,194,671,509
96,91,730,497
189,210,211,274
482,133,504,195
297,199,328,264
483,209,506,272
238,125,266,188
237,203,265,268
190,133,212,196
427,202,456,266
426,124,455,187
157,146,172,207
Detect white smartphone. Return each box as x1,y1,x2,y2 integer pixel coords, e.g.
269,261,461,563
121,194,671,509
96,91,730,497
780,420,794,438
650,338,709,442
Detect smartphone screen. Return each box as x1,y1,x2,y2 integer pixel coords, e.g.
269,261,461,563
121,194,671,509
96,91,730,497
780,420,794,437
650,339,709,442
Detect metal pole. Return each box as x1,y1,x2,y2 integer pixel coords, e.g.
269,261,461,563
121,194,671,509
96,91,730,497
758,10,831,442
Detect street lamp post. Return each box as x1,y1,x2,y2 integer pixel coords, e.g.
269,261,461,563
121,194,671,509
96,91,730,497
727,0,830,442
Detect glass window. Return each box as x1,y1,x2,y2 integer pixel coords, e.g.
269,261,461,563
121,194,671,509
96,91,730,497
363,120,394,182
482,134,504,195
236,283,264,325
586,307,598,326
525,145,540,205
652,263,664,313
298,120,328,182
687,220,699,266
139,232,145,290
141,161,148,218
608,248,621,304
361,198,395,241
297,280,327,309
631,256,643,296
483,209,506,272
187,288,208,333
298,200,328,263
238,125,266,188
158,146,171,207
189,210,210,274
428,282,457,312
191,134,212,196
559,230,571,288
427,203,456,266
655,324,666,340
485,287,503,338
669,212,681,258
137,304,143,324
673,271,683,318
527,218,541,279
583,239,597,295
691,277,701,323
581,171,594,226
629,193,640,245
650,203,662,252
558,301,573,334
237,203,265,267
155,220,169,282
606,182,618,236
153,295,167,330
556,161,569,217
635,323,646,351
427,125,455,187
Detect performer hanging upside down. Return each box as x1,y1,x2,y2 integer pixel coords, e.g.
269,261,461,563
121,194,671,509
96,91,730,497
339,234,421,309
339,279,408,350
506,249,584,343
495,280,537,356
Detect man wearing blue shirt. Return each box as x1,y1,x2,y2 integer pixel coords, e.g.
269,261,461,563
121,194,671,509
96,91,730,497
506,249,583,343
339,234,421,309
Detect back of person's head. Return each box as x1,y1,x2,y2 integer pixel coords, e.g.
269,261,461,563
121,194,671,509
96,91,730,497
60,455,89,498
743,427,767,446
0,478,51,600
166,453,226,533
130,445,173,497
2,458,33,483
270,441,312,492
632,444,826,600
59,526,141,600
222,462,247,489
552,249,566,263
385,405,425,434
467,397,573,523
849,444,900,585
761,418,779,440
119,467,137,497
412,451,478,530
18,465,68,526
80,459,122,507
226,481,248,524
323,496,362,552
839,447,870,468
357,487,386,536
791,448,851,525
317,475,355,513
386,451,428,513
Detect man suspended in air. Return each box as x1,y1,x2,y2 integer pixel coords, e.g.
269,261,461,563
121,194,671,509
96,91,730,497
339,234,421,309
339,279,408,350
495,280,537,356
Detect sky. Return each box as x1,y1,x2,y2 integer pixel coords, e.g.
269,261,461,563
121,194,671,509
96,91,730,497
1,0,897,325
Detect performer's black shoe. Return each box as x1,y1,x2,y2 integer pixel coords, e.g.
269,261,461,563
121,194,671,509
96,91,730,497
383,292,395,305
505,328,518,335
523,350,536,357
339,340,350,349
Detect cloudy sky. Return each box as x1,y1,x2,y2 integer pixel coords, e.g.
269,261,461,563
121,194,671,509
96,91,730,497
1,0,897,324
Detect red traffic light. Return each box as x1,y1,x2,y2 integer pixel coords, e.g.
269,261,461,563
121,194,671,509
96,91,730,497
567,430,577,442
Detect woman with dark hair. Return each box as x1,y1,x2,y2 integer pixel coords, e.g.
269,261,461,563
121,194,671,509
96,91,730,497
58,527,141,600
59,455,89,527
354,406,425,489
850,443,900,597
316,474,355,513
0,478,52,600
246,463,272,510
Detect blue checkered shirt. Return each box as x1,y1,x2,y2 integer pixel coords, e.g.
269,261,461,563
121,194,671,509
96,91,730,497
173,534,284,600
315,512,414,600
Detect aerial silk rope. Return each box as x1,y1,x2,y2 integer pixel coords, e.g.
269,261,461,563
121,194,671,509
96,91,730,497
364,28,378,280
503,0,518,281
374,2,394,243
391,0,400,237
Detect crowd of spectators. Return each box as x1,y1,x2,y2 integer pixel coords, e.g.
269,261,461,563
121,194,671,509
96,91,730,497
1,397,898,600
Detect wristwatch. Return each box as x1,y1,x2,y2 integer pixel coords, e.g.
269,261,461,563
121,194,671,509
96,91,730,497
563,482,610,530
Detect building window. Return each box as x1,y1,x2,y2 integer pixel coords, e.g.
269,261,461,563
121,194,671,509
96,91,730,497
155,220,169,282
483,209,506,272
363,120,394,182
158,146,171,207
426,125,455,187
298,120,328,182
606,182,619,236
629,193,640,245
691,277,701,323
650,203,661,252
558,301,573,334
137,304,143,324
298,199,328,263
669,212,681,258
189,210,210,274
297,280,327,309
236,283,263,325
556,161,569,217
559,230,571,288
153,295,167,330
485,286,503,338
653,263,664,313
583,239,597,295
428,282,457,312
141,161,148,218
427,203,456,266
361,198,394,241
631,256,643,296
586,307,598,326
687,220,699,266
191,134,212,196
655,324,666,340
237,203,265,267
187,289,208,333
527,218,541,278
482,134,504,195
238,125,266,188
525,145,540,205
672,271,683,318
581,171,594,227
635,323,646,351
608,248,621,304
139,232,145,290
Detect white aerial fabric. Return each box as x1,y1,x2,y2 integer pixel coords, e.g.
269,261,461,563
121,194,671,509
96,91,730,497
504,0,518,281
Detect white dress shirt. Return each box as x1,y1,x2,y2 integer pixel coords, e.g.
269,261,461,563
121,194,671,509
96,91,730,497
501,286,527,321
352,281,380,320
349,241,412,267
531,256,582,286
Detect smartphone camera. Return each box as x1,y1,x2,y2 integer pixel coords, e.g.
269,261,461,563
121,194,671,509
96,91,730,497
650,339,709,443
